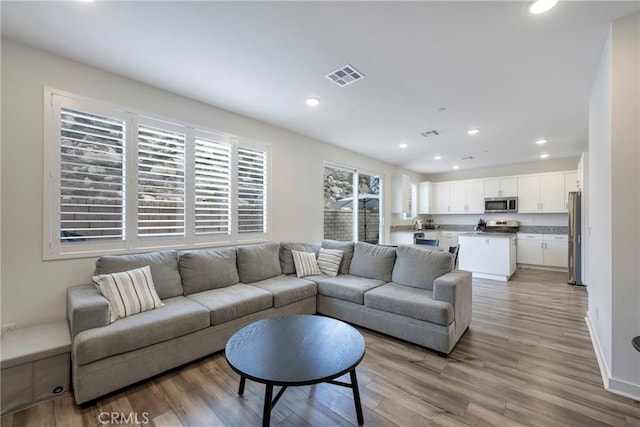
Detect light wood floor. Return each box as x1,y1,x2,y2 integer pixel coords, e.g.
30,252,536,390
3,269,639,426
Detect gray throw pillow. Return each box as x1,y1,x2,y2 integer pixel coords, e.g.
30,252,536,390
321,240,355,274
279,242,321,275
237,242,282,283
349,242,396,282
391,245,454,290
178,247,240,295
94,250,183,299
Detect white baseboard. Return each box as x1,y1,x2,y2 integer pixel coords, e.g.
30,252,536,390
585,313,640,401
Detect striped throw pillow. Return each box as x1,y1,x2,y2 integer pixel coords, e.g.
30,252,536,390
317,248,344,277
292,250,322,278
92,265,164,323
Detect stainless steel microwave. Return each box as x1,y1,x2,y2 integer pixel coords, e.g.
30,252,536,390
484,197,518,213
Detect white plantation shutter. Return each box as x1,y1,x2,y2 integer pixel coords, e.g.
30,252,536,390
237,146,267,234
46,90,271,258
137,124,186,238
59,107,126,243
194,135,231,235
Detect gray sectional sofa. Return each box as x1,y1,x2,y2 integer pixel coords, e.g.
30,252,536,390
67,240,472,404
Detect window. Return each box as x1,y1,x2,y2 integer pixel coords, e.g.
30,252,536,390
403,183,417,220
45,90,269,259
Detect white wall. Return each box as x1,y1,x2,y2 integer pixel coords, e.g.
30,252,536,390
587,26,613,370
422,157,580,182
0,39,420,328
587,13,640,400
609,13,640,398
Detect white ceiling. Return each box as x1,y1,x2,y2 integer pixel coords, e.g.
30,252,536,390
2,1,638,174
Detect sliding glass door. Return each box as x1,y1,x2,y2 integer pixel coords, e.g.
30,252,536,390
323,164,381,244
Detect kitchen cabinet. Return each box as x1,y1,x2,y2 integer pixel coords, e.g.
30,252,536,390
516,234,544,264
418,181,432,214
543,235,568,268
439,231,459,251
390,231,415,245
436,180,484,214
484,177,517,198
432,182,450,214
564,171,578,210
391,174,410,214
458,234,516,281
517,173,566,213
516,233,568,268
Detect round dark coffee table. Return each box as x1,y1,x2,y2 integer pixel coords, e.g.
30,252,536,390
225,314,366,426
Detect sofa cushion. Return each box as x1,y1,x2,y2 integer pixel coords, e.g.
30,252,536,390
279,242,321,275
321,240,354,274
178,247,239,295
186,284,273,325
73,296,210,365
95,250,183,299
349,242,396,282
248,275,317,308
364,282,454,326
92,266,164,323
316,248,344,277
237,242,282,283
314,274,385,304
392,245,454,291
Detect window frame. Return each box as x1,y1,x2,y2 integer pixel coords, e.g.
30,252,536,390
43,88,270,260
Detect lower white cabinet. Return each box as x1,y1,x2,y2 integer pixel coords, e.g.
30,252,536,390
439,231,459,251
516,233,568,268
389,231,415,245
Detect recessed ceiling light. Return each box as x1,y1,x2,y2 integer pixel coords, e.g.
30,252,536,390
540,153,550,158
434,155,442,160
453,165,460,169
528,0,559,14
467,129,480,135
536,139,547,145
306,97,321,107
399,143,408,148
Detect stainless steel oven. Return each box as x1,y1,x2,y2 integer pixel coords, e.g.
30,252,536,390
484,197,517,213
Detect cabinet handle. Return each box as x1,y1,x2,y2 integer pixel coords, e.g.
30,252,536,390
541,242,544,249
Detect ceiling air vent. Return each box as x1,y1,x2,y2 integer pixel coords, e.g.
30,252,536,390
461,156,475,161
421,130,440,138
326,64,365,87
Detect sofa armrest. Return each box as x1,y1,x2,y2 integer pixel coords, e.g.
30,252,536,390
67,284,110,339
433,270,472,339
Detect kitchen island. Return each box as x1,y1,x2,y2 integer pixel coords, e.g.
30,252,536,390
458,232,516,281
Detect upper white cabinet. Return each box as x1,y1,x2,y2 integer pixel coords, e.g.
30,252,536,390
517,172,566,213
465,180,485,213
391,174,410,214
429,170,577,215
483,177,517,198
564,171,578,210
432,182,451,214
418,181,432,214
434,180,484,214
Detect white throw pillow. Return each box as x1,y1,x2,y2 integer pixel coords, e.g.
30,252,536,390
92,265,164,323
316,248,344,277
292,250,322,278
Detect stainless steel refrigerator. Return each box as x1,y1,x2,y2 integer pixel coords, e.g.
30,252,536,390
568,191,583,285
